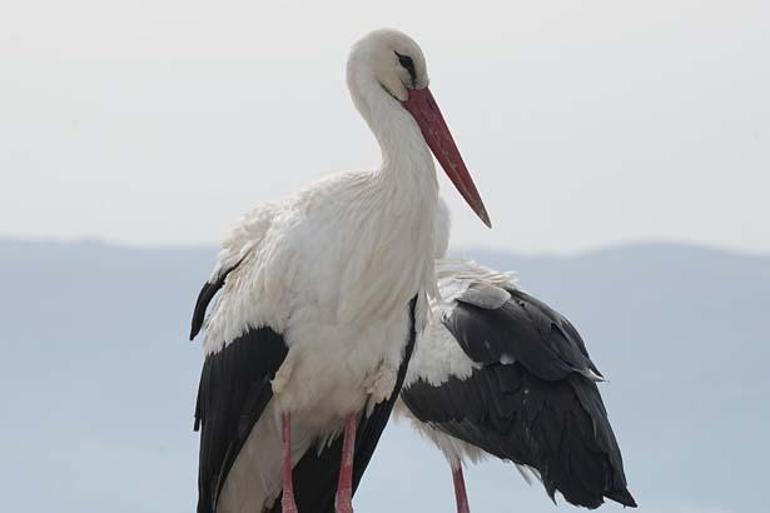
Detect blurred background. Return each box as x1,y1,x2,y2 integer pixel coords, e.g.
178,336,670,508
1,1,768,512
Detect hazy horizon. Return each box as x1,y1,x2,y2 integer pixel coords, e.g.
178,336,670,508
4,235,769,261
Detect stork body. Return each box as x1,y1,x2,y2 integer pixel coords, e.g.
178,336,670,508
190,30,489,513
195,171,432,513
397,204,635,510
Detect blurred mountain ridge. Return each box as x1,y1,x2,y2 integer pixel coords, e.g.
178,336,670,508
1,238,767,513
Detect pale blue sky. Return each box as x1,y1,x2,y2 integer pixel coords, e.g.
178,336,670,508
1,0,768,254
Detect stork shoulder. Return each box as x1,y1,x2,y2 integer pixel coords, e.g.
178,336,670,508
435,258,518,308
194,200,300,355
209,201,281,283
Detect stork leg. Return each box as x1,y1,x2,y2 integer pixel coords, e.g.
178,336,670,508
335,413,359,513
281,412,298,513
451,464,471,513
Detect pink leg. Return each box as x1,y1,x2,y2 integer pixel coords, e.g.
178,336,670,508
452,465,471,513
281,412,298,513
335,413,359,513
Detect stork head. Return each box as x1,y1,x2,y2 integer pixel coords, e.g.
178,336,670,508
347,29,492,228
347,29,428,102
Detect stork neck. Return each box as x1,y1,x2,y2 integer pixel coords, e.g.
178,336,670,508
375,104,438,206
350,76,438,196
372,99,433,176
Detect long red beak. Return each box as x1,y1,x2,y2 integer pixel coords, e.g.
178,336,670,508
403,87,491,228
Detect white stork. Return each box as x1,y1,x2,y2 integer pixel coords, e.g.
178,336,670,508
188,30,490,513
396,201,636,511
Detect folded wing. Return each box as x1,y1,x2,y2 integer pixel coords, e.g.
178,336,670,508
402,284,636,508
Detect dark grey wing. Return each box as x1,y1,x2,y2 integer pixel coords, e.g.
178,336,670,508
269,296,418,513
445,288,602,380
402,290,636,509
194,327,288,513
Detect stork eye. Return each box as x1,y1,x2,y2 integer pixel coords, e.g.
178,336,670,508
395,51,417,86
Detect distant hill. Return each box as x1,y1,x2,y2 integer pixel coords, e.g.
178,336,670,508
1,239,767,513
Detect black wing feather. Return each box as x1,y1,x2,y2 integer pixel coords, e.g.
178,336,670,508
195,327,288,513
269,296,419,513
402,290,635,509
444,288,601,380
190,261,242,341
